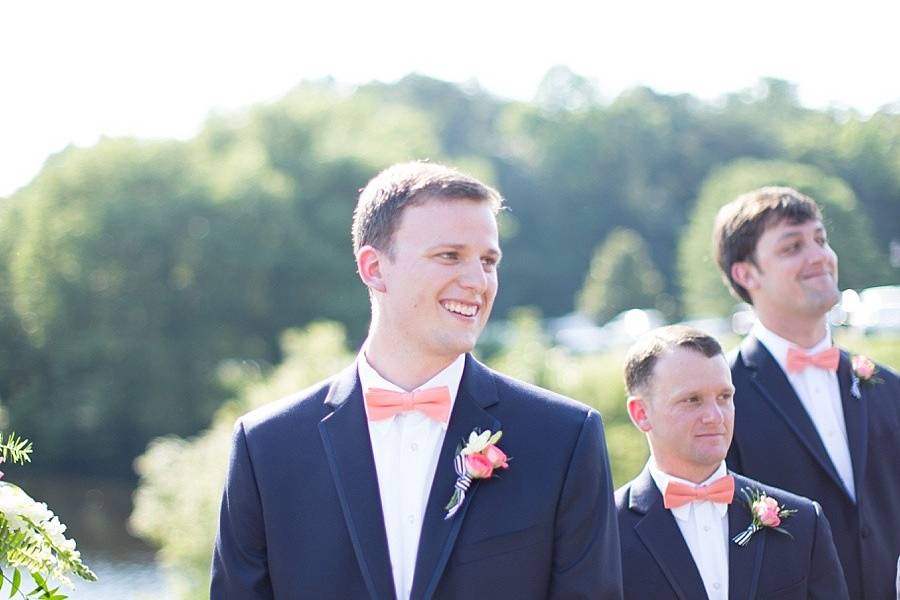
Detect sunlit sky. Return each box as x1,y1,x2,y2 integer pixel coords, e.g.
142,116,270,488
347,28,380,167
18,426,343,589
2,0,898,197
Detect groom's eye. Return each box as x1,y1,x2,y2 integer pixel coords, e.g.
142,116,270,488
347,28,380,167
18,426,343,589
782,241,801,255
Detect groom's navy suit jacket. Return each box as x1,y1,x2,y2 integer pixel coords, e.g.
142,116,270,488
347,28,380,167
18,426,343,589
727,335,900,600
615,468,848,600
211,354,623,599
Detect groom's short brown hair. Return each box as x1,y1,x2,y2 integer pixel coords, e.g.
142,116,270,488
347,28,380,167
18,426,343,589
624,325,723,396
352,161,503,257
713,186,822,304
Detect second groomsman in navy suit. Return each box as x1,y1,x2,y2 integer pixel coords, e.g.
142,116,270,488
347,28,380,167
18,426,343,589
616,325,847,600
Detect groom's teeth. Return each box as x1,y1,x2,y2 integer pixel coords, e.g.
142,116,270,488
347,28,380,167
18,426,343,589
443,301,478,316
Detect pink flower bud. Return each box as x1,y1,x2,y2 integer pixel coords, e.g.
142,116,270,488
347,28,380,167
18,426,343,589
483,444,508,469
852,355,876,380
465,453,494,479
754,496,782,527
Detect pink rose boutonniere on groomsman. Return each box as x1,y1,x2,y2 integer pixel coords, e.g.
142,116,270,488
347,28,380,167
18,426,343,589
445,430,509,519
733,487,798,546
753,495,782,527
850,354,882,399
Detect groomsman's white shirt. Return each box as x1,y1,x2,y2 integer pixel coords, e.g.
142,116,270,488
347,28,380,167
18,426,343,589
649,459,730,600
752,322,855,499
358,351,464,600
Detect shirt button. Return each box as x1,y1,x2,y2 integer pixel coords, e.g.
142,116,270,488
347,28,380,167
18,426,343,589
407,515,415,525
713,582,721,590
410,442,418,452
703,525,710,532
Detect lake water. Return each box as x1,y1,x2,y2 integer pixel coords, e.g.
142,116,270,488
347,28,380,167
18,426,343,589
11,474,174,600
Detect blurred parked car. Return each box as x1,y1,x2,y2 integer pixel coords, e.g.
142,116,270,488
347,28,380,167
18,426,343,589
849,285,900,335
677,316,733,337
552,309,666,354
730,303,756,335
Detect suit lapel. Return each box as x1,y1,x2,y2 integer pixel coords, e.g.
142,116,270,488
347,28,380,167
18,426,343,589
630,468,708,600
837,351,868,496
728,475,766,599
740,335,848,495
410,355,501,600
318,363,396,600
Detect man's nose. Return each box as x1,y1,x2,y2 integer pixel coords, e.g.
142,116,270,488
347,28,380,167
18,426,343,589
458,258,488,291
807,239,834,264
702,401,725,424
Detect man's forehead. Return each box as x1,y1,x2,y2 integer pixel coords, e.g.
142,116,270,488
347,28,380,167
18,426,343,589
764,217,825,238
651,348,732,389
429,241,502,254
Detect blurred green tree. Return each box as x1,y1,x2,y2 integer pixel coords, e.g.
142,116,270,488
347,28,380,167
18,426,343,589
131,322,355,600
577,228,666,323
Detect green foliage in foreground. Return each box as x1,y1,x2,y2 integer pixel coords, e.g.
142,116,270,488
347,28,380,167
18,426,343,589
0,434,96,600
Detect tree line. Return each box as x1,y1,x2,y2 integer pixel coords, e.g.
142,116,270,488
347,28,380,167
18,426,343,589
0,68,897,477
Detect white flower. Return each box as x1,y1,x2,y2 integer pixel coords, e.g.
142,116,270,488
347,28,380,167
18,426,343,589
462,430,492,454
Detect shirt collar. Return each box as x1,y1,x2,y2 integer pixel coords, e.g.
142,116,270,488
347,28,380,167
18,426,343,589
648,458,730,520
357,348,465,427
752,321,833,373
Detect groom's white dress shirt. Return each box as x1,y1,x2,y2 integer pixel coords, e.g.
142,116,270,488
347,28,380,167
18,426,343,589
752,322,855,499
649,459,730,600
358,351,464,600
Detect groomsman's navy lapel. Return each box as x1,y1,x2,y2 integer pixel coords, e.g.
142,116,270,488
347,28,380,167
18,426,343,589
740,335,850,499
629,468,707,600
410,355,501,600
318,364,396,600
837,352,868,496
728,474,766,599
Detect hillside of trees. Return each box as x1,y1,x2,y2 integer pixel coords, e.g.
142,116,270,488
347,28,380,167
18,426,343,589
1,68,897,477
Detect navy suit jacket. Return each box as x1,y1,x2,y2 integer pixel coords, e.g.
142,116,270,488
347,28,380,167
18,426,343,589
727,335,900,600
211,354,623,599
615,468,848,600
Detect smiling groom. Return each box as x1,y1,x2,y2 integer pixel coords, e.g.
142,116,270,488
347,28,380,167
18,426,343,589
211,162,623,599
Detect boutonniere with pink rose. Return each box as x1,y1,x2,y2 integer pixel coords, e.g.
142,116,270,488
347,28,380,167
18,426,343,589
850,354,882,400
732,487,798,547
444,429,509,520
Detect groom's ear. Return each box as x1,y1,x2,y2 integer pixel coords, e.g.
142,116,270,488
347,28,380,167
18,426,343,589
356,245,387,293
627,396,652,432
730,261,758,291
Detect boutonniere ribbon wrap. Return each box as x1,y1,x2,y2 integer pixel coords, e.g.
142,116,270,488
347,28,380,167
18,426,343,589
444,429,508,520
732,487,797,547
850,354,881,400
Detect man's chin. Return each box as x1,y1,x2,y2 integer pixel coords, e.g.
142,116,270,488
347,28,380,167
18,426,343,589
433,335,479,358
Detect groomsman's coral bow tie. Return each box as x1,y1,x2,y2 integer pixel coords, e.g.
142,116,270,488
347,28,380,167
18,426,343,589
365,386,452,423
664,475,735,509
785,346,840,373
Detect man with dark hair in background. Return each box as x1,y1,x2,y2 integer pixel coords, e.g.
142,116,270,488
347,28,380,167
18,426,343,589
211,161,623,599
616,325,846,599
714,186,900,600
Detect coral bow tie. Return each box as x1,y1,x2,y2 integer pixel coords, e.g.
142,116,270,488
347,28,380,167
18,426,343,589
785,346,840,373
365,386,451,423
663,475,735,509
